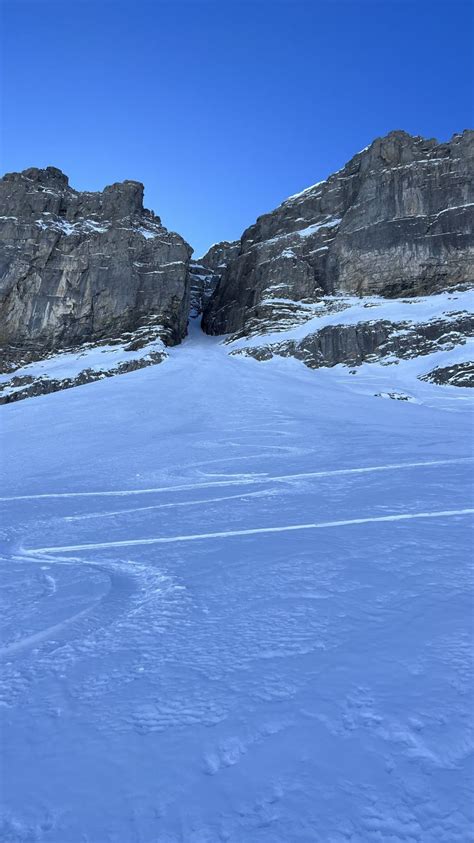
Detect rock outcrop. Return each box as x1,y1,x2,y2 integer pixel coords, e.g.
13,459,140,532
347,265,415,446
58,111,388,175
421,361,474,387
232,312,474,369
203,130,474,337
0,322,168,404
0,166,192,357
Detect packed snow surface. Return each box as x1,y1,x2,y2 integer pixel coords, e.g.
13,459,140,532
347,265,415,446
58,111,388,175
0,318,473,842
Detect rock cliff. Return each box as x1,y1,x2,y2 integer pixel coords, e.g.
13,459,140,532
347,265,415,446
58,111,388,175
189,241,239,318
0,167,192,355
203,130,474,337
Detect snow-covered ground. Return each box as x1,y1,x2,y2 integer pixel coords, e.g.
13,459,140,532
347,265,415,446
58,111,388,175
1,318,473,842
0,334,167,401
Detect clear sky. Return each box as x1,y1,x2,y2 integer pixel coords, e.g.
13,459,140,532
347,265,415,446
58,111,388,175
1,0,472,256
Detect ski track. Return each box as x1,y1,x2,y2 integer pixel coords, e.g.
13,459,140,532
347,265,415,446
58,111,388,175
2,316,473,842
62,487,276,522
0,602,98,658
0,548,156,660
24,508,474,555
1,456,472,502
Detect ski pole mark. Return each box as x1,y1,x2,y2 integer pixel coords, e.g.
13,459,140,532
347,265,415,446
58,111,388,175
24,508,474,555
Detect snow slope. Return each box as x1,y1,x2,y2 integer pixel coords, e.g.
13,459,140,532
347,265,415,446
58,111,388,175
227,288,474,349
0,318,473,842
0,332,167,403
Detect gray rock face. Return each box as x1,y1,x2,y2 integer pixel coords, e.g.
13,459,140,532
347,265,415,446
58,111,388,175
203,130,474,336
0,166,192,355
189,262,218,319
199,241,241,274
189,241,239,318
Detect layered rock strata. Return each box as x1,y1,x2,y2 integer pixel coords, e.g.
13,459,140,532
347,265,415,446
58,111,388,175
203,130,474,337
0,167,192,355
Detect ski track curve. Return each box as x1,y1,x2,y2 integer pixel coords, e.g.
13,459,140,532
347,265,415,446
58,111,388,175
1,456,472,502
0,553,145,661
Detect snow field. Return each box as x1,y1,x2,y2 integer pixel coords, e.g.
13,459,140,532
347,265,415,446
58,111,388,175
0,318,473,841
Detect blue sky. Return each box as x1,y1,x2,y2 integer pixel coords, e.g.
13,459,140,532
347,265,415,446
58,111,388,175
1,0,472,255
